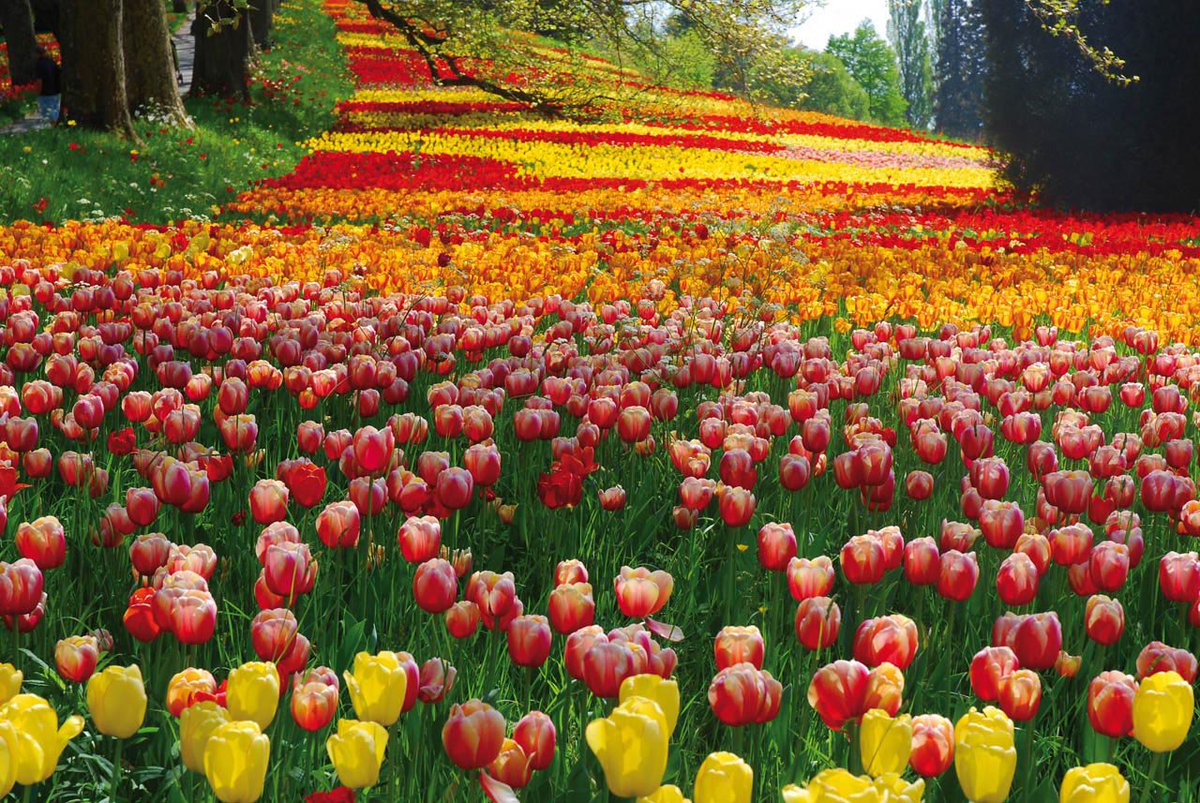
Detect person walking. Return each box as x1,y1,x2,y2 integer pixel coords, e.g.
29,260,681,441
34,45,62,125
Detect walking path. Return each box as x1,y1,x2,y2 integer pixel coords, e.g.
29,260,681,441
0,20,194,135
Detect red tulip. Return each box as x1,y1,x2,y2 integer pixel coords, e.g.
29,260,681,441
903,537,940,586
1136,641,1198,682
249,479,289,525
978,500,1024,549
795,596,841,650
292,668,339,731
996,553,1039,606
937,550,978,602
513,711,556,771
757,523,797,571
582,640,635,698
969,645,1019,702
787,556,835,600
998,669,1041,721
251,608,299,662
414,559,458,614
1084,595,1124,645
807,659,903,730
1159,551,1200,602
418,657,457,704
399,515,442,564
315,500,360,549
15,516,66,570
853,614,918,670
443,700,505,769
1088,670,1137,737
909,714,954,777
55,635,100,683
717,485,755,527
554,559,588,586
613,566,673,618
708,662,782,726
548,582,595,634
715,625,765,670
1088,541,1129,592
0,558,44,615
445,600,481,639
993,611,1062,671
841,535,886,585
905,469,933,500
507,614,552,668
262,542,318,598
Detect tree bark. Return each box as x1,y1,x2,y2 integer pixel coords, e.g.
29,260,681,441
190,1,250,99
248,0,271,50
0,0,39,86
61,0,139,138
122,0,191,126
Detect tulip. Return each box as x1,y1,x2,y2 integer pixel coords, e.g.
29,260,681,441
248,479,289,525
292,668,339,731
0,693,85,785
639,786,691,803
853,615,918,670
1132,670,1193,752
694,752,752,803
714,625,764,670
344,651,409,727
841,535,886,584
204,720,270,803
398,515,442,563
807,659,871,730
993,611,1062,671
0,663,22,704
0,558,43,616
909,713,954,777
166,667,217,718
998,669,1041,721
15,516,66,570
250,608,298,663
1060,763,1129,803
903,537,940,586
795,597,841,651
555,559,589,585
1084,595,1124,646
708,662,782,726
512,710,556,771
507,614,552,667
1087,671,1137,738
586,696,669,798
416,658,456,705
787,556,836,600
54,634,100,683
315,500,360,549
87,664,147,739
954,706,1016,803
446,600,481,639
227,662,280,731
757,522,797,571
443,699,506,770
181,701,231,772
620,675,680,736
614,566,674,618
548,582,595,633
414,558,458,614
859,708,913,777
1136,641,1197,682
488,737,534,789
326,719,388,789
937,549,979,602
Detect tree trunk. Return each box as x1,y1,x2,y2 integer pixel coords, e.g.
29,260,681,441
190,1,250,99
122,0,191,126
61,0,139,138
172,0,187,11
0,0,39,85
248,0,271,50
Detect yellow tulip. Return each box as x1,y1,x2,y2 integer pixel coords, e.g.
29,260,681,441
0,721,17,799
343,651,408,727
954,706,1016,803
804,768,878,801
326,719,388,790
694,752,752,803
204,720,270,803
1060,763,1129,803
860,708,913,777
585,696,669,798
0,693,85,785
638,785,691,803
1132,670,1193,753
780,784,815,803
181,701,231,773
873,772,924,802
0,664,21,704
86,664,147,739
620,674,680,736
226,662,280,731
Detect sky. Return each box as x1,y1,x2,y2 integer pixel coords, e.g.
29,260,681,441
788,0,889,50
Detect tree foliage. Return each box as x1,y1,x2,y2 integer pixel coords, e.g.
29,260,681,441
981,0,1200,211
826,22,907,127
931,0,985,139
886,0,932,129
358,0,811,115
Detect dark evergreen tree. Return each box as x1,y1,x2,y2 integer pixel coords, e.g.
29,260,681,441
933,0,985,139
981,0,1200,211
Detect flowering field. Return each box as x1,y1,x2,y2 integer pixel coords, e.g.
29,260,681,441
2,0,1200,801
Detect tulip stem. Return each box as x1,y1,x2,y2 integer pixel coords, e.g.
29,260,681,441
111,737,124,802
1140,752,1165,801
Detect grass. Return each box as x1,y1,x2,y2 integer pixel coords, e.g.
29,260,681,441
0,0,352,225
